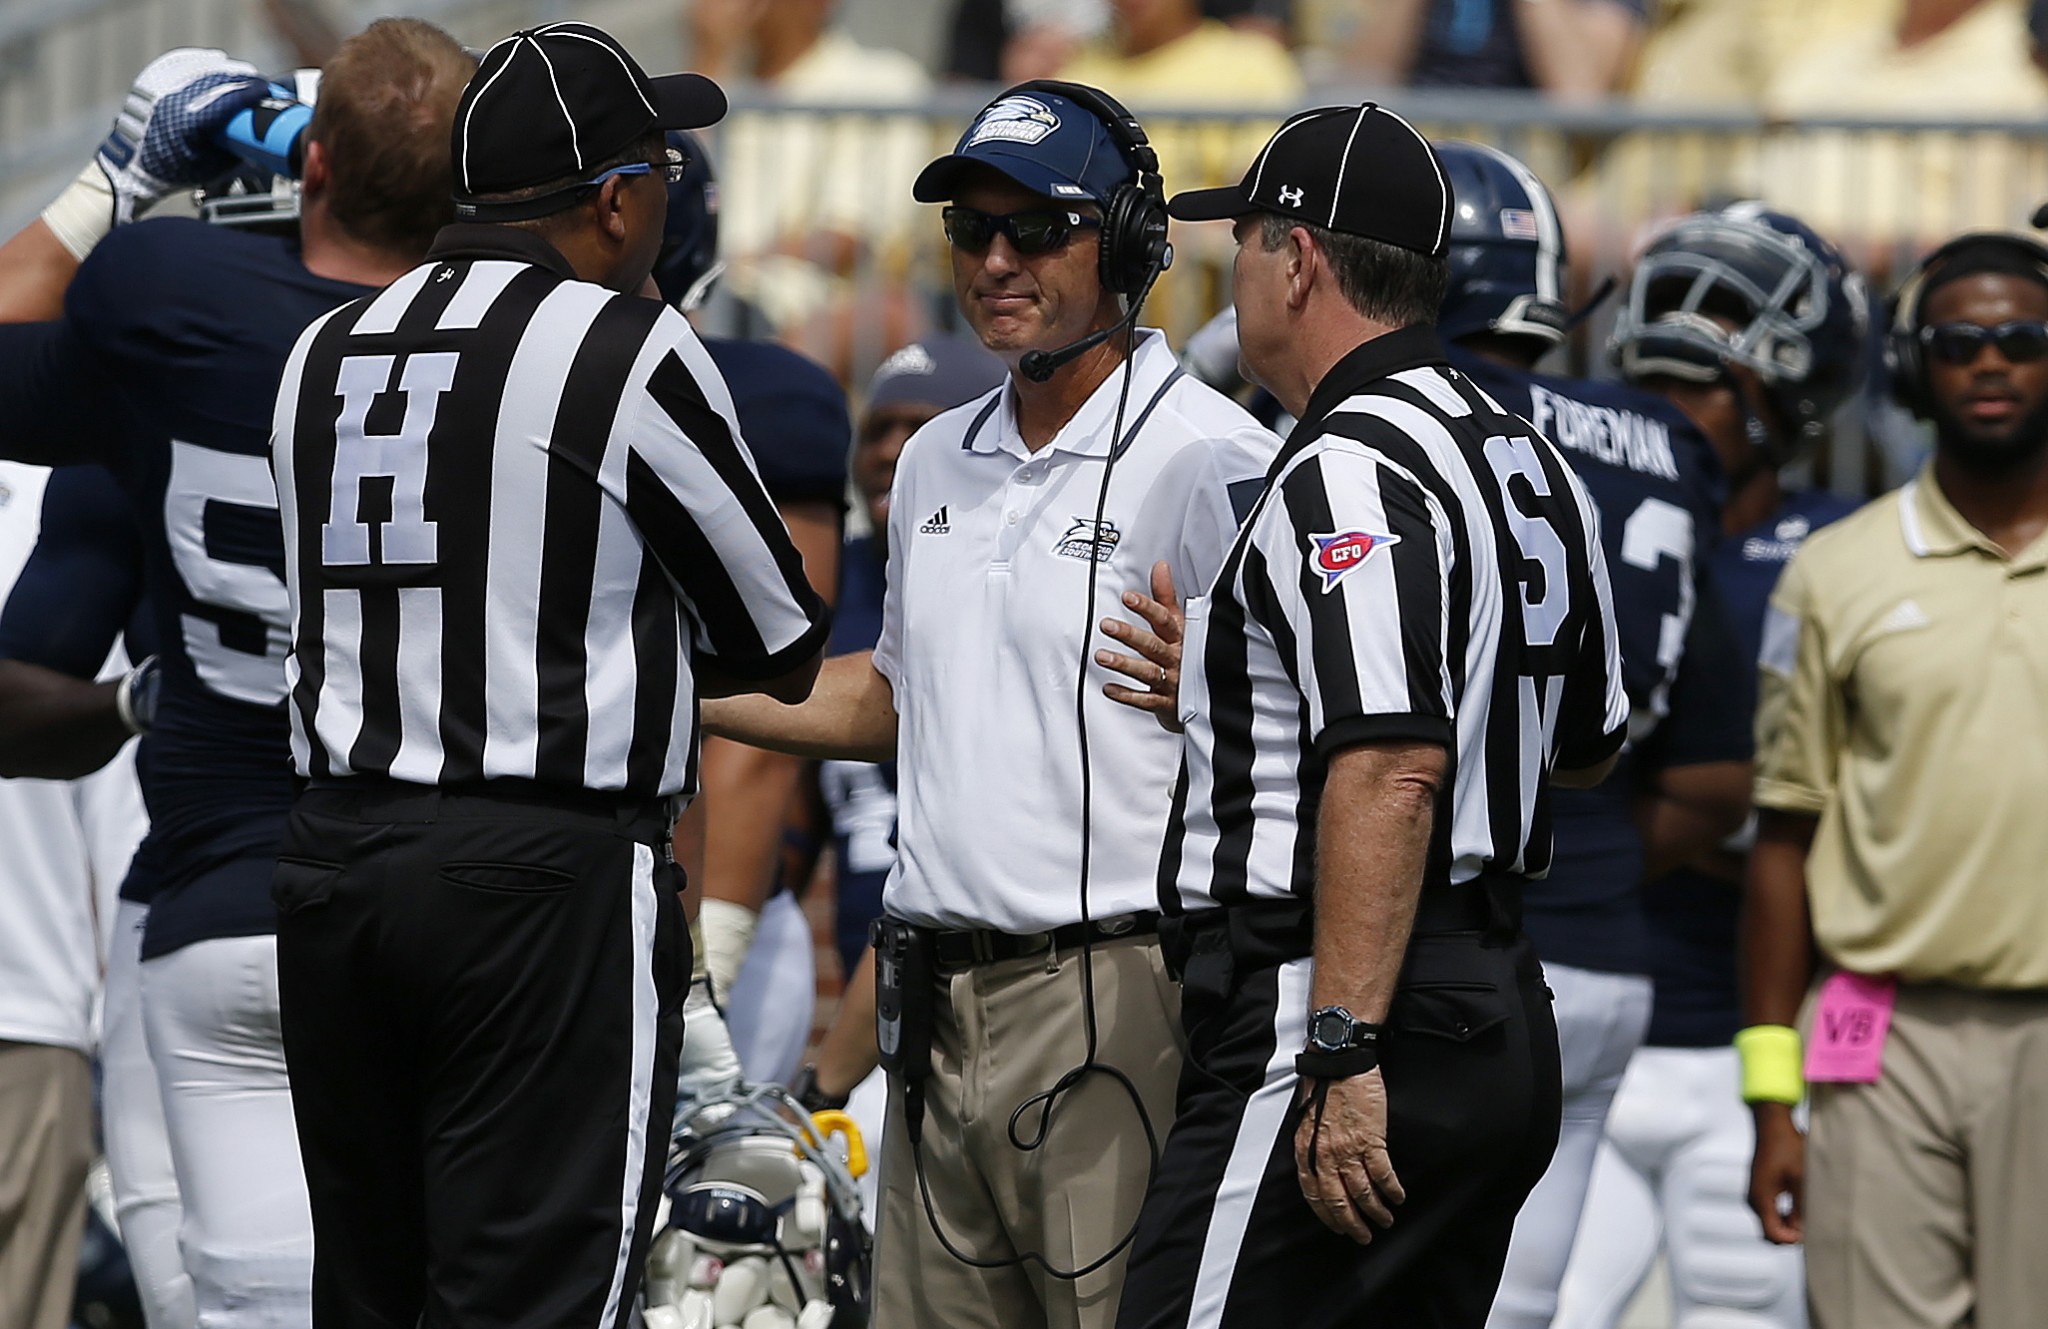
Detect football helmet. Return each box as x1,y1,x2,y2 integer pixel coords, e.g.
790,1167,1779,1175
1435,140,1569,351
646,1084,870,1329
196,67,319,232
1610,202,1869,455
654,129,723,313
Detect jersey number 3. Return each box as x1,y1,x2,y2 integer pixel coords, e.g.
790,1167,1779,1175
321,352,456,567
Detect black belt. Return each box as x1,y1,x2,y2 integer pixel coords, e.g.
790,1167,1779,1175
1161,874,1524,975
300,775,676,839
921,911,1160,972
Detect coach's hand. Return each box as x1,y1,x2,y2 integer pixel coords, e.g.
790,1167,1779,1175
97,49,267,225
1295,1069,1404,1244
1097,560,1183,732
1748,1103,1805,1244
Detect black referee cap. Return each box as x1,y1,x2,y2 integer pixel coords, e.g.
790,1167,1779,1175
1168,104,1452,258
453,22,725,212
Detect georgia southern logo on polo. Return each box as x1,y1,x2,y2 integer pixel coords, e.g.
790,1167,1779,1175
968,96,1061,148
1054,517,1121,562
1308,529,1398,592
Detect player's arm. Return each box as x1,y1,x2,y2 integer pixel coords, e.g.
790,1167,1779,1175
0,48,267,322
799,945,881,1109
0,468,151,776
1514,0,1646,100
1636,574,1755,878
699,651,896,762
698,496,842,996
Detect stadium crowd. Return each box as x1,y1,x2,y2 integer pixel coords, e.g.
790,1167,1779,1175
0,4,2045,1329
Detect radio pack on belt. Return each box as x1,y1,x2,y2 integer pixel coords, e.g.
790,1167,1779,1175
872,916,934,1087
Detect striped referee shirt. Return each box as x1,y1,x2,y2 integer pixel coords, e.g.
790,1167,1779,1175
1162,326,1627,913
270,226,830,798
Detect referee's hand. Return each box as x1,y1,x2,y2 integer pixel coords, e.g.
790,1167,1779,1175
1295,1069,1405,1244
1097,560,1183,731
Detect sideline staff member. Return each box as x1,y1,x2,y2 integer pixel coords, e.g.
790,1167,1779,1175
268,24,828,1327
705,82,1279,1329
1745,232,2048,1328
1114,105,1626,1328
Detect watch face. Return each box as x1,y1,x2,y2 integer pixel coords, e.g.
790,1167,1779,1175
1312,1010,1351,1049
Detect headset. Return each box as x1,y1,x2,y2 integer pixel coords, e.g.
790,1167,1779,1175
1883,230,2048,418
902,79,1174,1285
1004,80,1173,382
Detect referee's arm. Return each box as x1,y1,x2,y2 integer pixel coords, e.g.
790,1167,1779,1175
626,342,831,704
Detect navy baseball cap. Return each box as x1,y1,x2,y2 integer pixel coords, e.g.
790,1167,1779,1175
913,88,1134,208
1168,103,1452,258
453,22,725,208
866,334,1007,412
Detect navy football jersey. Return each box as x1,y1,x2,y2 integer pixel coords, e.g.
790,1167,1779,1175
0,218,369,956
0,465,163,904
1644,488,1860,1046
817,534,894,975
1449,348,1738,974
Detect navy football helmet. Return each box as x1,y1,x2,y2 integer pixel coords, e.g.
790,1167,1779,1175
1610,202,1869,454
197,67,318,232
654,129,722,312
1436,140,1569,350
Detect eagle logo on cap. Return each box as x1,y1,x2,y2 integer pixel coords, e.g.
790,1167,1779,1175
1308,529,1399,591
968,96,1062,148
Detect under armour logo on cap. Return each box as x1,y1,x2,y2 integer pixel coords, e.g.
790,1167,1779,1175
1165,103,1453,259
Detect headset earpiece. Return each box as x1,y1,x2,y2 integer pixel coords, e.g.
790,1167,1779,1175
1005,79,1172,296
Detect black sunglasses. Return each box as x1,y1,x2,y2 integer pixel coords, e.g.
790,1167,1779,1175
1919,319,2048,366
942,205,1101,256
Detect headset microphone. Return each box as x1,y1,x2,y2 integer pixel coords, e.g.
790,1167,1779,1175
1019,283,1162,383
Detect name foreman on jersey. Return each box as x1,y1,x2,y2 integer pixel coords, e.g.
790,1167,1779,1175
1526,382,1680,481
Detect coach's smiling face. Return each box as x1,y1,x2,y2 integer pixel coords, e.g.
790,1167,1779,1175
949,167,1117,367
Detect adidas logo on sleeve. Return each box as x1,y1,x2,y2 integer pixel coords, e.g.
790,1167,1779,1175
919,505,951,535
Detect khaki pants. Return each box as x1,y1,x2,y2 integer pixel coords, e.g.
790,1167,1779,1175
1805,981,2048,1329
0,1041,92,1329
875,933,1184,1329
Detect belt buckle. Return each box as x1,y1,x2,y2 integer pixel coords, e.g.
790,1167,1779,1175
1096,914,1134,939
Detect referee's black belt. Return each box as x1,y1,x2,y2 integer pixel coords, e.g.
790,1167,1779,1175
919,911,1160,972
300,775,677,840
1161,873,1525,974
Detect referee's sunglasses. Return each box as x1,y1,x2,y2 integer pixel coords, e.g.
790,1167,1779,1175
943,205,1102,256
1920,319,2048,366
582,146,689,191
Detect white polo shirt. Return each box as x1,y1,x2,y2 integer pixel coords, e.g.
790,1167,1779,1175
872,331,1280,932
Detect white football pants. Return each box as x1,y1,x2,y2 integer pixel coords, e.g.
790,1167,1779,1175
725,890,815,1087
140,935,312,1328
102,901,194,1329
1487,963,1654,1329
1554,1045,1806,1329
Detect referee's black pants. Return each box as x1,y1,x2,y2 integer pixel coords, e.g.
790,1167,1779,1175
1115,887,1561,1329
272,780,688,1329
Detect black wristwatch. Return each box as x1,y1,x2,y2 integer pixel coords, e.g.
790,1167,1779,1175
1307,1006,1381,1054
790,1064,849,1114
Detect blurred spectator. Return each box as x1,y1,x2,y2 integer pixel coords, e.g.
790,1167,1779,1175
1345,0,1646,99
1056,0,1303,104
945,0,1291,82
686,0,933,346
1764,0,2048,117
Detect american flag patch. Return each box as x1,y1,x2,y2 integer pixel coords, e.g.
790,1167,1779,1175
1500,208,1540,240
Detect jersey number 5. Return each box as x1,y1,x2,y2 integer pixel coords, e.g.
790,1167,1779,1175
321,352,457,567
1482,434,1572,647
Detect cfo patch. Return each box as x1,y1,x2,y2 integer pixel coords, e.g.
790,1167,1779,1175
1308,529,1398,592
1054,517,1121,562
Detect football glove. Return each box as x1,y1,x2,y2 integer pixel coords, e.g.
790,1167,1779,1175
114,655,160,736
675,979,743,1115
96,49,267,225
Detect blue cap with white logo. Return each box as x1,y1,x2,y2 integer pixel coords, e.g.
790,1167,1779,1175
913,89,1134,208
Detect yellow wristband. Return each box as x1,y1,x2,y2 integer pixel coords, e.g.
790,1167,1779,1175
1734,1024,1804,1105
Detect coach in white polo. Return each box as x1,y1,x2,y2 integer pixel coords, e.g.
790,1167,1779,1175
705,81,1278,1329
